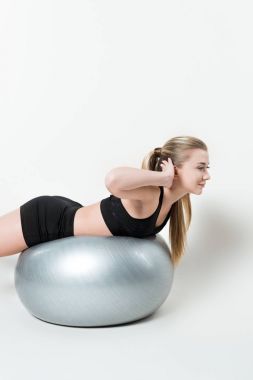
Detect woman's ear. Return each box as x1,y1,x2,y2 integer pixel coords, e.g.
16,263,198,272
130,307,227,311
174,166,179,176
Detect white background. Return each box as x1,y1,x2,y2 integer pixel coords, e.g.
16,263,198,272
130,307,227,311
0,1,252,379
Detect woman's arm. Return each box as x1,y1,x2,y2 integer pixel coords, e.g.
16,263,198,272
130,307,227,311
105,166,172,190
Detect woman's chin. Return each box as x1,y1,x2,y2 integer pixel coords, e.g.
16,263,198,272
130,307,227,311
191,185,204,194
197,185,204,192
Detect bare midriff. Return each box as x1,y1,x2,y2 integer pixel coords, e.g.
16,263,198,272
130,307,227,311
73,202,113,237
73,190,172,237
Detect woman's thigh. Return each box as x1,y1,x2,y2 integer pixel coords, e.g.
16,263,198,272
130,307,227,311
0,208,29,257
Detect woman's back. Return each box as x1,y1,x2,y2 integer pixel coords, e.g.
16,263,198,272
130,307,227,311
73,186,172,237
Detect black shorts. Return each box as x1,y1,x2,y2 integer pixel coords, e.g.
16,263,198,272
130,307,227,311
20,195,83,248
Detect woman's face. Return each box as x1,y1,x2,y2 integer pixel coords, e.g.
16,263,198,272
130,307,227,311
175,149,211,194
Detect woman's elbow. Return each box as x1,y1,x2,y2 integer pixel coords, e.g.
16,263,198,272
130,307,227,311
104,171,116,190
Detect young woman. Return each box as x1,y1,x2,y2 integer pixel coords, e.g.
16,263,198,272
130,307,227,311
0,135,210,265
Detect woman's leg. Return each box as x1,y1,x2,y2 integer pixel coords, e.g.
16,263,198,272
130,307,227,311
0,208,29,257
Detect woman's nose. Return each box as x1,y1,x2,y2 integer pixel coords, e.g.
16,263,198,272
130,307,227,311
203,171,211,180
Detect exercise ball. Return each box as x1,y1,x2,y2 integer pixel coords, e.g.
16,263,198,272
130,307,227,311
15,235,174,327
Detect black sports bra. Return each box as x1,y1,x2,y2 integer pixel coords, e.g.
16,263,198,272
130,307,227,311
100,186,172,238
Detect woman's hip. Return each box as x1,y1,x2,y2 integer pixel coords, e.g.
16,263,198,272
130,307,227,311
20,195,83,248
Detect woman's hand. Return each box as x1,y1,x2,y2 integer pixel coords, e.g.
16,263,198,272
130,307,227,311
160,158,175,188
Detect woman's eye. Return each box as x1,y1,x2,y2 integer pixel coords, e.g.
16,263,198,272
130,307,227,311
198,167,210,170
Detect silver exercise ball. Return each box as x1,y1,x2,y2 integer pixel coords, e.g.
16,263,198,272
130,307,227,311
15,235,174,327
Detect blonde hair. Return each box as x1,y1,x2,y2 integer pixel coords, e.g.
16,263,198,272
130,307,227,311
141,136,208,266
